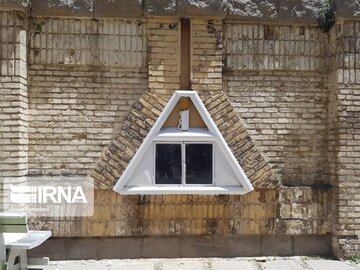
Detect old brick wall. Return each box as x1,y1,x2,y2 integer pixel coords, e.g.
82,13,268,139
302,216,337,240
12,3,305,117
23,17,332,240
1,0,359,259
224,23,330,186
27,18,147,177
148,18,180,95
0,10,28,207
329,21,360,258
191,19,223,92
35,188,330,238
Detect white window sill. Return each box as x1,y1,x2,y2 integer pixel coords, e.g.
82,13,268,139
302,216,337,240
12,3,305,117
119,186,248,195
155,128,215,142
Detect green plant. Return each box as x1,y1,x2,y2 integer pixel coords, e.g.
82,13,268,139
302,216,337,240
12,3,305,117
33,21,44,33
349,255,360,264
316,0,335,32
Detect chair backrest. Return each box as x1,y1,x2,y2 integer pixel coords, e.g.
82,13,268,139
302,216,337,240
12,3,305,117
0,213,28,270
0,213,28,233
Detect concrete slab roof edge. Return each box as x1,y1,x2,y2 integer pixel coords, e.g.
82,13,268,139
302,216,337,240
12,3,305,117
0,0,359,23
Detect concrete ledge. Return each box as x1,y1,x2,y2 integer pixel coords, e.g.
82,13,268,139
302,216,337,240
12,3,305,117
31,0,93,17
94,0,143,18
0,0,359,23
29,235,332,259
335,0,360,19
0,0,29,12
1,0,358,23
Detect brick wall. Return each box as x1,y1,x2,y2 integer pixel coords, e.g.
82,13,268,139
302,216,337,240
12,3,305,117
225,71,329,186
224,22,329,186
0,10,28,206
27,17,148,177
29,18,147,68
27,18,331,239
191,19,223,92
35,188,330,237
148,18,180,95
1,12,355,256
224,23,327,71
329,22,360,258
28,65,147,176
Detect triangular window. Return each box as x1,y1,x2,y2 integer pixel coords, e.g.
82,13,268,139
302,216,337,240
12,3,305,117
113,91,254,194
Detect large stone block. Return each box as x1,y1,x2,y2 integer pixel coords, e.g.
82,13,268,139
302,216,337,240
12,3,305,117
95,0,143,17
145,0,226,17
0,0,29,11
293,235,332,256
277,0,323,23
142,237,180,257
65,238,98,259
335,0,360,18
145,0,177,16
31,0,93,17
224,0,278,20
177,0,226,17
262,236,293,256
97,238,142,259
180,236,262,257
224,0,323,24
28,238,66,260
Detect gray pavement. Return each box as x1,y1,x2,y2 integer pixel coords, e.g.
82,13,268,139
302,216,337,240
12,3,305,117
44,257,360,270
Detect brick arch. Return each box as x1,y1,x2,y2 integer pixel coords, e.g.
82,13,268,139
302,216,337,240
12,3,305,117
89,90,281,189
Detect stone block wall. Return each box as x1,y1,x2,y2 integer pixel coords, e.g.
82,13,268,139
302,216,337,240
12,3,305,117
35,188,330,238
27,17,148,177
29,18,147,67
25,17,331,242
225,70,329,186
28,65,146,176
191,19,223,92
1,0,360,258
329,21,360,258
0,10,28,207
224,23,329,186
148,18,180,95
224,23,327,71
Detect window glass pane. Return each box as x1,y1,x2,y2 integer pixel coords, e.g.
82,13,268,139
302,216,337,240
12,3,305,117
186,144,213,184
155,144,182,184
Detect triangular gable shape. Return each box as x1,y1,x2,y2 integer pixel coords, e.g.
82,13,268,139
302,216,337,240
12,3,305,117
90,90,280,192
113,90,254,194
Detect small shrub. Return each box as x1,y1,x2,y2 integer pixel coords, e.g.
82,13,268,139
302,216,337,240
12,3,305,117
349,255,360,264
316,0,335,32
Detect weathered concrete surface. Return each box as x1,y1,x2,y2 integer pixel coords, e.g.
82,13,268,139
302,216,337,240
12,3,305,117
3,0,358,23
43,257,359,270
0,0,29,11
31,0,93,17
223,0,278,19
305,259,360,270
1,0,359,22
94,0,143,17
335,0,360,18
145,0,322,22
145,0,229,17
277,0,324,23
29,236,332,260
144,0,176,16
224,0,324,23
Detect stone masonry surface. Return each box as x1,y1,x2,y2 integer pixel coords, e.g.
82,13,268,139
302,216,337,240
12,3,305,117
329,21,360,258
40,257,360,270
1,0,360,259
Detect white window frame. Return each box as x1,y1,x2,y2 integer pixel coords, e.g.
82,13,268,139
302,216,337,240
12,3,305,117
153,142,215,187
113,90,254,195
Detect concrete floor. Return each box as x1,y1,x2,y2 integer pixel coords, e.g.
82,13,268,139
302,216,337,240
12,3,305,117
43,257,359,270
